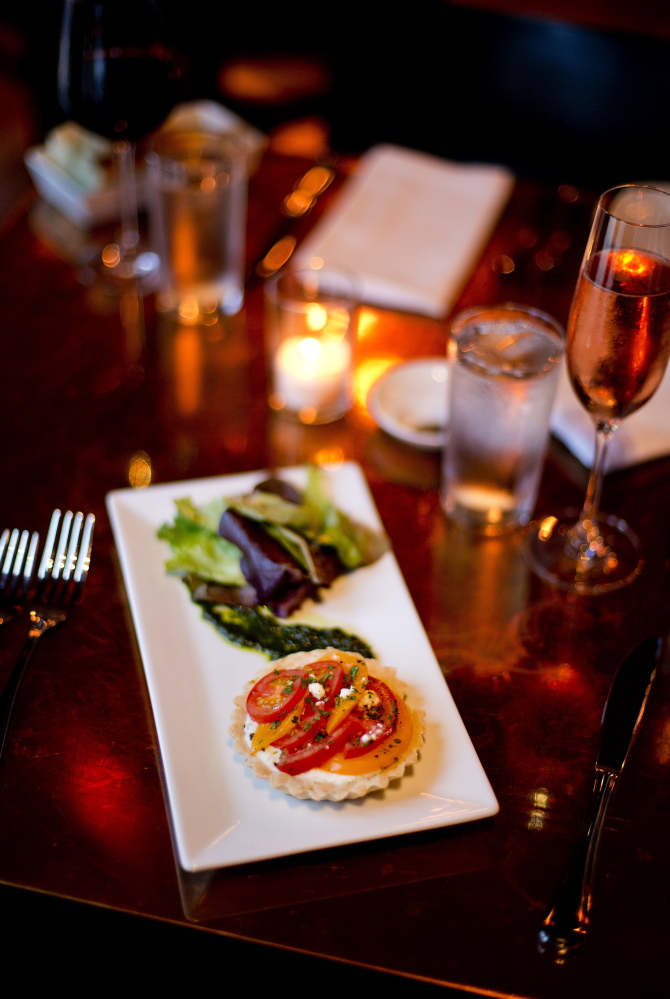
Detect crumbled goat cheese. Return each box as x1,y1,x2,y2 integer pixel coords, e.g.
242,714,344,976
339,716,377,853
244,717,259,744
360,689,380,709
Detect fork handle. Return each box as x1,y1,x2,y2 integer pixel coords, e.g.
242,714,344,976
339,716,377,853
0,611,64,761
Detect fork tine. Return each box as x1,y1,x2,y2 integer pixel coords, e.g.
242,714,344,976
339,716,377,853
14,529,29,569
1,529,19,588
12,530,29,585
0,529,9,569
37,510,61,582
22,532,40,593
62,512,83,583
51,510,73,582
11,530,36,599
73,513,95,589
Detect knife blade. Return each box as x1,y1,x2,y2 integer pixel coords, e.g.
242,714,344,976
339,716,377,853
538,636,662,961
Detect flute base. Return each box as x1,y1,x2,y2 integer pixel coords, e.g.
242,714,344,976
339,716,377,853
78,239,161,296
524,509,644,595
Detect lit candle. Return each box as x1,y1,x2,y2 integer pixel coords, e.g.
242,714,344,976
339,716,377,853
274,335,352,416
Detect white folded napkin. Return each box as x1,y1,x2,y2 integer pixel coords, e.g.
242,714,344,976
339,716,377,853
295,144,514,318
550,362,670,470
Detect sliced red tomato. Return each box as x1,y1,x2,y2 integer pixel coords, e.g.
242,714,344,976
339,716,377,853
300,662,344,720
276,714,361,776
246,669,307,723
274,662,344,753
343,677,399,758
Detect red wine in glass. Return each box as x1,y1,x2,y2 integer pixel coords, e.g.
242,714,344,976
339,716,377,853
58,0,181,284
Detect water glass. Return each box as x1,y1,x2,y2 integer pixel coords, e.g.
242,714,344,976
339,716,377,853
146,130,247,319
441,303,565,533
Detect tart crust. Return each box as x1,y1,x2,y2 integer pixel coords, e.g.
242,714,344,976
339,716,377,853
229,647,425,801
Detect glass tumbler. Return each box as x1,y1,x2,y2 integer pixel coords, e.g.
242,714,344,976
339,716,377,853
146,130,247,320
441,303,565,534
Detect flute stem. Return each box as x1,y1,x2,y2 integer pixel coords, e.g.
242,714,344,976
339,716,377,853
115,139,140,261
579,424,614,528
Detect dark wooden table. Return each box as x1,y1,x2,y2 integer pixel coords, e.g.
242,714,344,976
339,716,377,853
1,148,669,996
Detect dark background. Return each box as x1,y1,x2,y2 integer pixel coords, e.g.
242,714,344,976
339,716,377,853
2,0,670,187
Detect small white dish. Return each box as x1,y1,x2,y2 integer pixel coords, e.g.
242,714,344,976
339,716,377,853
368,358,450,451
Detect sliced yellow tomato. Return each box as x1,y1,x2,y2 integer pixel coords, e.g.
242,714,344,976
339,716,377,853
251,698,305,753
325,655,369,734
321,694,414,776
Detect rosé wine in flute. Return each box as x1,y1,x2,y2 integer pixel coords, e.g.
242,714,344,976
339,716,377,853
568,248,670,426
526,184,670,594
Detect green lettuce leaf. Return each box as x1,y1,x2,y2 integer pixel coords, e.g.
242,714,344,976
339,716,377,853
224,467,390,570
224,491,310,530
302,465,390,568
157,499,245,586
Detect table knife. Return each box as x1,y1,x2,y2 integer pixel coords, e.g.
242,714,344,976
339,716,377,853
537,635,662,961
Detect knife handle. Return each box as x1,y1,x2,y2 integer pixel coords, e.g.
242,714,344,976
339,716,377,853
537,767,618,961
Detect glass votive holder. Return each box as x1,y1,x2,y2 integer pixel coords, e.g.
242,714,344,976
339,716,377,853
265,266,358,425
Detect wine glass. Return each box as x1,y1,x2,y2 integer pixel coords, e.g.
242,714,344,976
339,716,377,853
526,184,670,594
57,0,181,288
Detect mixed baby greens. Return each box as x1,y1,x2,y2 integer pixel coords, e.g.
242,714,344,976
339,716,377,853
157,466,389,659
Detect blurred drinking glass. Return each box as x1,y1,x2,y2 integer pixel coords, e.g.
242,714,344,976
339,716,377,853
441,304,565,534
146,130,247,320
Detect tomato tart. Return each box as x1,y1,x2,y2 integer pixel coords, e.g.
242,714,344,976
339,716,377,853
230,647,425,801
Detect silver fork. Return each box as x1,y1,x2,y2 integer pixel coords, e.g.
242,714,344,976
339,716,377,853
0,509,95,760
0,528,40,628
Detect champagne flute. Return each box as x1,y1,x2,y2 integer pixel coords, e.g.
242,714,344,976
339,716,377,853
57,0,181,288
526,184,670,594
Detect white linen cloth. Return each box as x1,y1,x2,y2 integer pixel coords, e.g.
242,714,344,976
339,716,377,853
295,144,514,318
550,362,670,470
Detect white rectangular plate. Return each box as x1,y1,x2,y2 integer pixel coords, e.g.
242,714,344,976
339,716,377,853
106,462,498,872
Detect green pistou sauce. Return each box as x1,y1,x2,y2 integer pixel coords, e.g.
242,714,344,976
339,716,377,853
200,602,374,660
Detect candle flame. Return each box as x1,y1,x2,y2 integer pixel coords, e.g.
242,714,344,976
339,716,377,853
298,336,322,360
